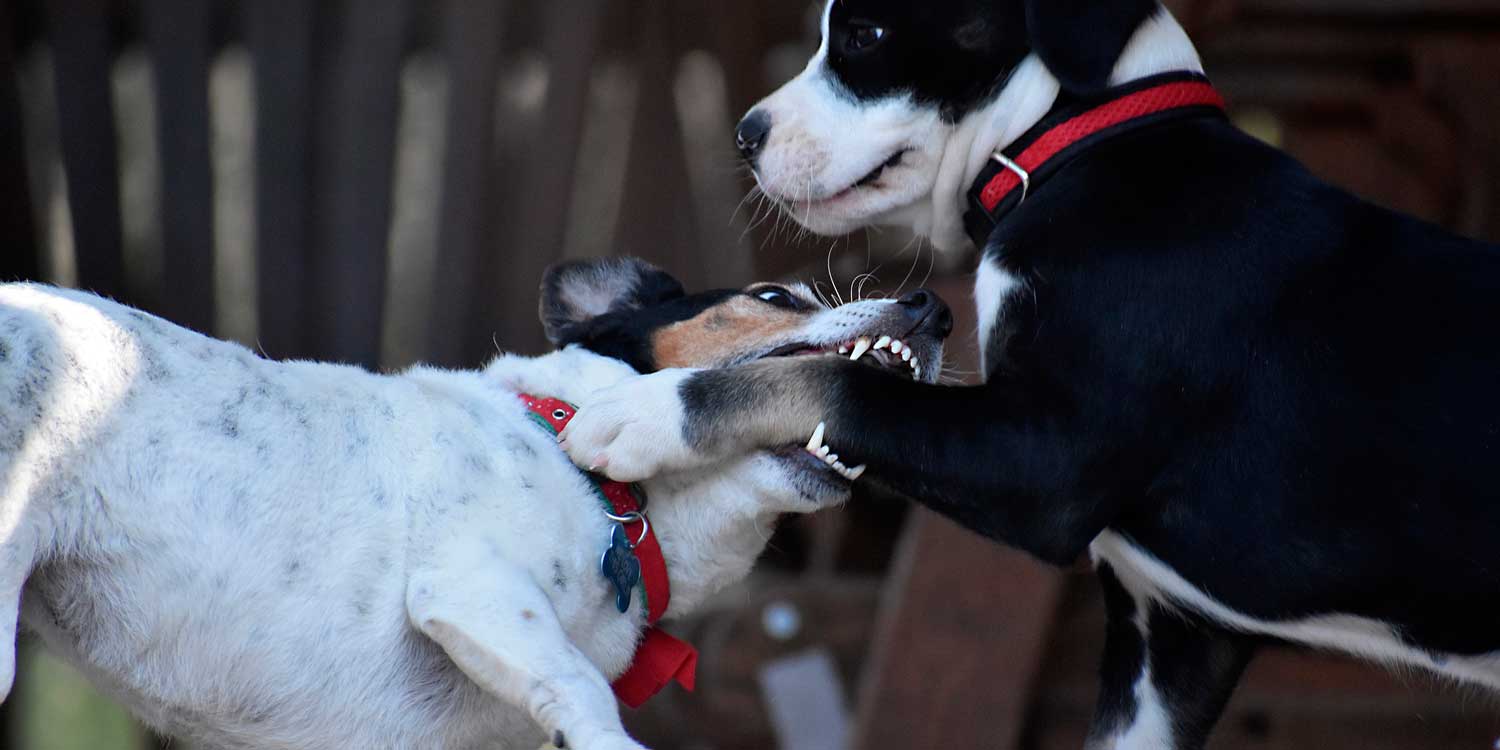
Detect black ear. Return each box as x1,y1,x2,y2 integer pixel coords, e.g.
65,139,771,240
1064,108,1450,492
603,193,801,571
1026,0,1158,94
538,257,684,345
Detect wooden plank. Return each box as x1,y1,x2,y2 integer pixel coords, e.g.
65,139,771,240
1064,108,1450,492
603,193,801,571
46,0,125,298
309,0,409,367
483,0,607,357
246,0,315,360
849,509,1066,750
0,0,38,282
143,0,214,332
612,0,701,285
424,0,504,368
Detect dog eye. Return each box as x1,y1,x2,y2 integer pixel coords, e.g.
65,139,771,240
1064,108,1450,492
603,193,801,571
846,24,886,53
754,287,799,309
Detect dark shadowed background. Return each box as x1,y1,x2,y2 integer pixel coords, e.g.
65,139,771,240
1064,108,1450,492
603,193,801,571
3,0,1500,748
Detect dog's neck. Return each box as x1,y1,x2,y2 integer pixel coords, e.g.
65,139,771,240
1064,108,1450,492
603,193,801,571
480,348,794,619
918,9,1205,251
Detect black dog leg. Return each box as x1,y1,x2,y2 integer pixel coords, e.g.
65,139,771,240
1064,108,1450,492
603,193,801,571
1087,564,1255,750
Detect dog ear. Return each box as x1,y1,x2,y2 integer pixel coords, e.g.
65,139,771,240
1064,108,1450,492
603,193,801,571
538,257,685,345
1025,0,1158,94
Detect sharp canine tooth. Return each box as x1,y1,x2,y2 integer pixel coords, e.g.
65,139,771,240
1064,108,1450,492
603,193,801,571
806,422,826,452
901,348,912,362
847,465,867,480
818,445,830,458
890,340,904,354
874,335,891,350
850,337,872,361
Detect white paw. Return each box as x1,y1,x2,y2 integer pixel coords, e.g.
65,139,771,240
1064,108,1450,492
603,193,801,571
559,369,701,482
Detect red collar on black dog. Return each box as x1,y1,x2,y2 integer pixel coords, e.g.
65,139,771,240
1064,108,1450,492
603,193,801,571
518,393,697,708
964,72,1227,248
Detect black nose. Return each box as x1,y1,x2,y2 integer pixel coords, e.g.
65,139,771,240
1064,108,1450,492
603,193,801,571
897,288,954,339
735,110,771,163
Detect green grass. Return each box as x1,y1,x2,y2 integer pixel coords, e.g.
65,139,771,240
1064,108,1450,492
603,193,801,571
11,645,148,750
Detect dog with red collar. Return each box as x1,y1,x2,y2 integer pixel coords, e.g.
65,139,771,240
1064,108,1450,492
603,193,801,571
560,2,1500,749
0,258,949,749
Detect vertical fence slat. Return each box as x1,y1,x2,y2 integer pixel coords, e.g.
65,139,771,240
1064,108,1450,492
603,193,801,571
0,0,38,282
485,0,607,356
614,0,700,286
310,0,409,367
246,0,315,360
425,0,504,368
46,0,124,298
143,0,213,332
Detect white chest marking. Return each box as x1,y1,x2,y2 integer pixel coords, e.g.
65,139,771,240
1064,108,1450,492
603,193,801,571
1090,531,1500,690
973,256,1020,377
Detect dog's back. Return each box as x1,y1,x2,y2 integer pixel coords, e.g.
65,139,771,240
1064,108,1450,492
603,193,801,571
0,286,524,747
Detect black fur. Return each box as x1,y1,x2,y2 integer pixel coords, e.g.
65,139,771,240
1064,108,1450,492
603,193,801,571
704,1,1500,746
818,0,1157,121
537,258,750,373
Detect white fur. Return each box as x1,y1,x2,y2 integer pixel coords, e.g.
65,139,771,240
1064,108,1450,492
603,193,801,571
748,2,1203,253
973,256,1022,375
0,283,857,749
1090,531,1500,692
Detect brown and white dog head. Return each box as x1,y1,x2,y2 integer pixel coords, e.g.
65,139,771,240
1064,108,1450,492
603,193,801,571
538,256,952,492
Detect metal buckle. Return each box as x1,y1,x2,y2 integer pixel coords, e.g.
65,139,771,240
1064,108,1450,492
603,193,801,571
604,509,650,547
989,151,1031,205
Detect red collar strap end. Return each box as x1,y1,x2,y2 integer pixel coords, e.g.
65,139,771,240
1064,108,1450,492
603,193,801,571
516,393,697,706
964,73,1227,248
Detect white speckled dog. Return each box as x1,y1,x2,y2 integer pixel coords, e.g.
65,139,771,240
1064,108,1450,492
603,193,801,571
0,257,947,750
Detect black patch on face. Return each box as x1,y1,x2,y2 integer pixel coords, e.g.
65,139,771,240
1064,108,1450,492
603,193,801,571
556,289,740,373
825,0,1031,121
822,0,1161,120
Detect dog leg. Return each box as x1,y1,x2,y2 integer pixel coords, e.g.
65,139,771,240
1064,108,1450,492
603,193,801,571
0,537,32,704
1087,564,1255,750
407,559,646,750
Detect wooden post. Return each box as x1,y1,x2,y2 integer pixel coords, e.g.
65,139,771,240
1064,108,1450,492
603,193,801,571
850,510,1065,750
144,0,215,333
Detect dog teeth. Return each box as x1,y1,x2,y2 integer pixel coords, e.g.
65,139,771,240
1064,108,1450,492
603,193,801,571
890,340,904,354
801,421,866,481
873,335,891,351
837,344,849,355
806,422,826,452
849,337,872,361
900,348,912,362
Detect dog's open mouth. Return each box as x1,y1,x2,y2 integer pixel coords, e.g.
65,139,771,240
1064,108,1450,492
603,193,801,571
852,149,908,190
773,149,911,209
757,333,933,484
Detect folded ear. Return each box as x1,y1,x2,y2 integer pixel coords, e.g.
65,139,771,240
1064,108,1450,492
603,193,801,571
1026,0,1158,94
539,257,685,345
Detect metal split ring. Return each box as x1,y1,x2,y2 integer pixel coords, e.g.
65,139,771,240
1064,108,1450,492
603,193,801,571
604,510,649,546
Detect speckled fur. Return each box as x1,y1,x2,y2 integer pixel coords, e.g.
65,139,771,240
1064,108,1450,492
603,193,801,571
0,283,844,750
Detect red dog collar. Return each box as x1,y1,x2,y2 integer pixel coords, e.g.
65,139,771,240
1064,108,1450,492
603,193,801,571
517,393,697,708
964,72,1227,247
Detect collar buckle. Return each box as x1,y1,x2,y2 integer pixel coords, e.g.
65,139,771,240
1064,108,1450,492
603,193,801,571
989,151,1030,205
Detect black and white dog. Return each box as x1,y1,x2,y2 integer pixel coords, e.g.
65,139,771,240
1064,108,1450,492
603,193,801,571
559,1,1500,748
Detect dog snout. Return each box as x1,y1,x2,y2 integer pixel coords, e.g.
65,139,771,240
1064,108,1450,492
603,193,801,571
897,288,954,339
735,110,772,164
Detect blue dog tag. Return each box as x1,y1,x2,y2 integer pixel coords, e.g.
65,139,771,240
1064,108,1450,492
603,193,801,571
600,524,641,613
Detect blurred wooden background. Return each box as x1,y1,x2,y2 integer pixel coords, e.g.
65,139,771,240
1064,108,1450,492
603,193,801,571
3,0,1500,748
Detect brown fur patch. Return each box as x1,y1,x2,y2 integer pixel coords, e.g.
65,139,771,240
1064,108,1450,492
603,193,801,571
651,296,810,368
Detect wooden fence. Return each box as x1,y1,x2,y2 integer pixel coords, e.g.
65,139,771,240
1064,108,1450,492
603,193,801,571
0,0,821,371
